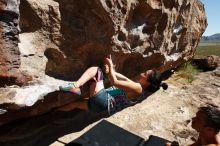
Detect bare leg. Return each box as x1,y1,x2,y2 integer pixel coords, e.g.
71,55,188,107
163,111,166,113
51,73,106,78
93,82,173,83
74,66,99,87
60,66,104,96
74,67,104,96
75,66,105,95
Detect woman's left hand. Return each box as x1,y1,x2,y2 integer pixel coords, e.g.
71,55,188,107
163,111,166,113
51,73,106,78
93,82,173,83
102,64,109,74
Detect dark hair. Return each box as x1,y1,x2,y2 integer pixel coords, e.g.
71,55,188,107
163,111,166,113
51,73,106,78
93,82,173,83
199,106,220,132
148,70,168,91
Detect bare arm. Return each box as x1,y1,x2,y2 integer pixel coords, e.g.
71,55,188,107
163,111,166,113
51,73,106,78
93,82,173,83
103,63,131,81
104,55,142,94
114,72,133,82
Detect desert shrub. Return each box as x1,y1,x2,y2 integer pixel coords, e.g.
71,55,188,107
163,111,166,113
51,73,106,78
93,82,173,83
174,62,201,84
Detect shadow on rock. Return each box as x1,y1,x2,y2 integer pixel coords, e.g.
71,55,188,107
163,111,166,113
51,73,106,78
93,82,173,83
0,108,108,146
0,90,154,146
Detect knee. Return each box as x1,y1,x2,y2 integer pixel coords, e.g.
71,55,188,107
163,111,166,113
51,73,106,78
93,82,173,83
87,66,99,75
89,66,99,72
90,66,99,69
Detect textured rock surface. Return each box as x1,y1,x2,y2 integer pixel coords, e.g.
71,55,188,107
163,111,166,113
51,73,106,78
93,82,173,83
0,0,33,88
193,55,220,70
0,0,207,125
44,0,207,79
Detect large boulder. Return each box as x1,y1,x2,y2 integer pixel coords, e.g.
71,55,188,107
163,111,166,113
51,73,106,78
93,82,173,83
44,0,208,79
0,0,207,125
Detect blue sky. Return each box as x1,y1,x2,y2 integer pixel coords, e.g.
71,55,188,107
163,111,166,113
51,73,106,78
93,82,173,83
200,0,220,36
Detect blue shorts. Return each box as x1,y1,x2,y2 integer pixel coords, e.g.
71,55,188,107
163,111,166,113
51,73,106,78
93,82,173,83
87,86,132,114
88,89,109,112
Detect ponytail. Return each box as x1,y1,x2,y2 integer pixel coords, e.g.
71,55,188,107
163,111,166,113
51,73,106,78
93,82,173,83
148,70,168,91
160,82,168,90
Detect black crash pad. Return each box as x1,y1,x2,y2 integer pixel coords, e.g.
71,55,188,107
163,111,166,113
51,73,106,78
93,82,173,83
66,120,144,146
66,120,170,146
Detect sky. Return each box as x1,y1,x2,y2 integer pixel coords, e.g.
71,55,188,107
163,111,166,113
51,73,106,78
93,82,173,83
200,0,220,36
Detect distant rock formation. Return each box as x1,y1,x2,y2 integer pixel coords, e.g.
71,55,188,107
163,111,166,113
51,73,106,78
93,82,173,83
201,33,220,42
0,0,207,125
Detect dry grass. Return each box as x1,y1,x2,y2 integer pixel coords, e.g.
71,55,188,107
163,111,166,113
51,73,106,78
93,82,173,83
170,63,201,84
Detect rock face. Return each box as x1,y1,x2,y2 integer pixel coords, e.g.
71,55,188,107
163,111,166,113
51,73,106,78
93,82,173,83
44,0,207,79
0,0,31,87
193,55,220,70
0,0,20,76
0,0,207,125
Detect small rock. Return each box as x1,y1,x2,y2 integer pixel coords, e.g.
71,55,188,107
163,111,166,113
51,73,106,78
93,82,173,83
212,67,220,77
0,109,7,114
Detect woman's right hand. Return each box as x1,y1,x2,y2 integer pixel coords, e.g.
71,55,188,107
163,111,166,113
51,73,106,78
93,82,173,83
104,54,114,70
